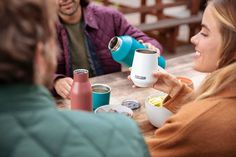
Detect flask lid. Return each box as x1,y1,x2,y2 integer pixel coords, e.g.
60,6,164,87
74,69,88,74
73,69,89,82
121,99,141,110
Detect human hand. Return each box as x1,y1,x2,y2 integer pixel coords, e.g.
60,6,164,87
54,77,73,99
152,70,182,98
128,66,182,97
127,67,138,88
138,40,160,55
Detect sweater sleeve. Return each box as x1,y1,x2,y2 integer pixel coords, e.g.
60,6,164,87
146,97,199,157
163,84,193,113
146,107,192,157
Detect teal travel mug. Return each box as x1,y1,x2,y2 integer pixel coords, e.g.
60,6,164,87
92,84,111,111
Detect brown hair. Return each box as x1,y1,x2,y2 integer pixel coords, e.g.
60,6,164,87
194,0,236,100
0,0,57,84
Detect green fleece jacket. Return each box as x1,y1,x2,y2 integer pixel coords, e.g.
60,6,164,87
0,84,150,157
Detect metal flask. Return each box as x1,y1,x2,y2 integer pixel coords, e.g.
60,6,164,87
108,35,166,69
70,69,92,111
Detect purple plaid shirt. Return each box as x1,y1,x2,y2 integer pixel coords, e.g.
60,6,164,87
55,4,163,79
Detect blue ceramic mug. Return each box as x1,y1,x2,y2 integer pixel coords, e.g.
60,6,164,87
92,84,111,111
108,35,166,69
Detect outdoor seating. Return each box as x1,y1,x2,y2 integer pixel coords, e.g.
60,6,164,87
93,0,203,53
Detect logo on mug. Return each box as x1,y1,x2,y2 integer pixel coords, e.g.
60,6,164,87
135,75,146,80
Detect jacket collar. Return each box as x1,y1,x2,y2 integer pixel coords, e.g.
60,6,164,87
0,84,55,112
83,4,99,30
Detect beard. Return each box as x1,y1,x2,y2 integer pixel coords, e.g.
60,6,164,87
59,0,79,16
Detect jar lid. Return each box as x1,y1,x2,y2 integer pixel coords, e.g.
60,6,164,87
121,99,141,110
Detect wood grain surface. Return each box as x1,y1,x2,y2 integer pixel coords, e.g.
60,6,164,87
89,53,206,139
57,53,207,139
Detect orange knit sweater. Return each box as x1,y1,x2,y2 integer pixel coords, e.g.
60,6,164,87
147,84,236,157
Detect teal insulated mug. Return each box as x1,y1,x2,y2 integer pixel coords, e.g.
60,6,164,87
108,35,166,69
92,84,111,110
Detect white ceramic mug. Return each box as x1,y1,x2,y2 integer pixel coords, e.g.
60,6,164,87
130,49,159,87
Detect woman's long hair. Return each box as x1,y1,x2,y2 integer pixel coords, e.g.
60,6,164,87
194,0,236,100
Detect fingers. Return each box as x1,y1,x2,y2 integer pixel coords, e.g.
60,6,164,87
132,84,138,88
142,43,160,55
153,71,170,80
60,89,69,99
127,73,139,88
62,84,71,99
67,78,73,86
138,40,160,55
63,78,73,99
138,40,144,44
153,68,176,80
152,71,183,97
54,77,73,99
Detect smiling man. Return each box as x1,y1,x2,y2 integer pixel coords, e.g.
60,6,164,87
54,0,163,98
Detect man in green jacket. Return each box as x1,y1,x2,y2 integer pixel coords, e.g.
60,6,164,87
0,0,150,157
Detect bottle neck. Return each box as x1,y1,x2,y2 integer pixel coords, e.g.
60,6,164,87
108,36,122,52
73,69,89,82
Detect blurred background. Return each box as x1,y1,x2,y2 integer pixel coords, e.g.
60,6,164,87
91,0,206,59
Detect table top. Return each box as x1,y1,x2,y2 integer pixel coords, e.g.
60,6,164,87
57,53,207,139
90,70,158,139
89,53,206,139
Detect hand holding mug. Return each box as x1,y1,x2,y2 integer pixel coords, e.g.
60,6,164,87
152,71,182,98
138,40,166,69
138,40,160,54
128,66,182,97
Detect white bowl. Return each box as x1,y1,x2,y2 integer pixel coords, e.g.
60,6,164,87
94,104,133,117
145,92,173,128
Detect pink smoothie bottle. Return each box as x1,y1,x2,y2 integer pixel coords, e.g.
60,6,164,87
70,69,92,111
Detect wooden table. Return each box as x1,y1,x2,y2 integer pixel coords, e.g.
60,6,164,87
57,53,206,139
90,70,158,139
89,53,206,139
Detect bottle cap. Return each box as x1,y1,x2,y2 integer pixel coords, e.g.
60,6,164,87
121,99,141,110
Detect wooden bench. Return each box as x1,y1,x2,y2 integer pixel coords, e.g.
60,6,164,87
136,14,202,53
93,0,201,22
136,14,202,31
92,0,202,53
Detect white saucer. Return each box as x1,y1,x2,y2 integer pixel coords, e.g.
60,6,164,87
94,104,133,117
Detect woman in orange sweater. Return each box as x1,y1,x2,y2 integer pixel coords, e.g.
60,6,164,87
147,0,236,156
